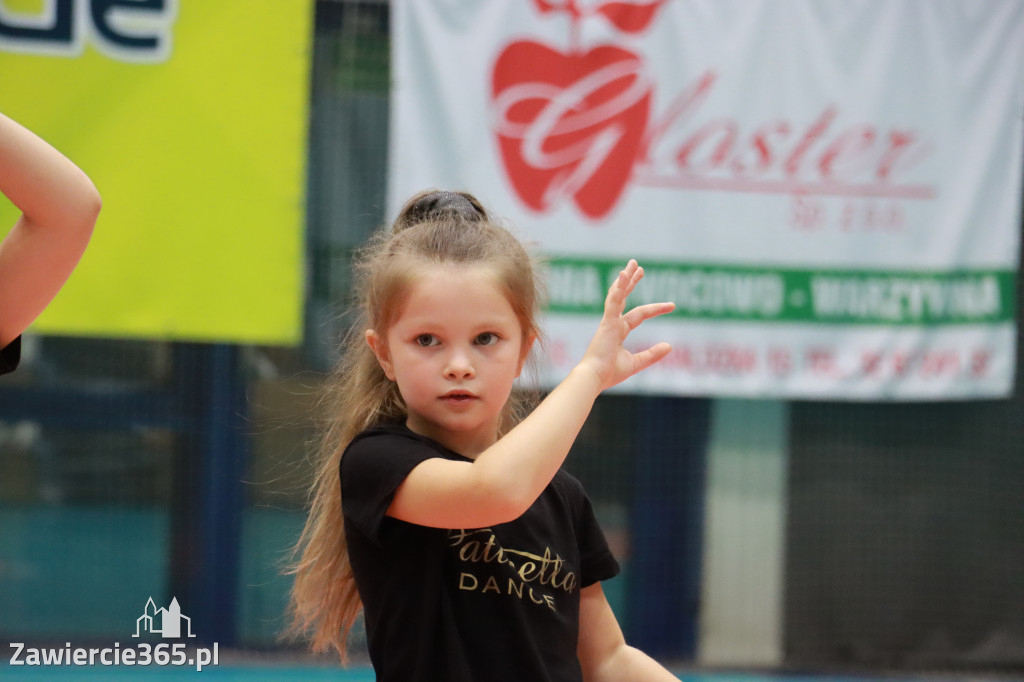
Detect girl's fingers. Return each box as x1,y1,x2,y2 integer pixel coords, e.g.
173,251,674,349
585,259,674,386
630,342,673,375
623,301,675,330
605,260,641,316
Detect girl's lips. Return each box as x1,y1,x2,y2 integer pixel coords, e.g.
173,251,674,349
440,391,476,403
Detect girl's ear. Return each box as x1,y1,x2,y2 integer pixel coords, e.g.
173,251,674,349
516,333,537,378
366,329,395,380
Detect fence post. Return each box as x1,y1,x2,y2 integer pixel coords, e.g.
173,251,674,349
170,343,247,647
627,396,710,661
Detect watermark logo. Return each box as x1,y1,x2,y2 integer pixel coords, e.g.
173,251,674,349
134,596,196,638
9,596,218,671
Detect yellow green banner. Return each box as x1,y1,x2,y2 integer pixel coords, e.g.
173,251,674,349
0,0,312,344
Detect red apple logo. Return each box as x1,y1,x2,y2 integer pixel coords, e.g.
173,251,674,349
490,0,668,219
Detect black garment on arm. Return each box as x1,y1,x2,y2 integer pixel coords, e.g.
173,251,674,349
340,423,620,682
0,336,21,375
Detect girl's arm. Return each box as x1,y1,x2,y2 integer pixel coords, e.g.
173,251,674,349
386,260,673,529
577,583,680,682
0,113,101,348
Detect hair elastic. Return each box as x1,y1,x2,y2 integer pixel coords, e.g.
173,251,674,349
400,190,486,229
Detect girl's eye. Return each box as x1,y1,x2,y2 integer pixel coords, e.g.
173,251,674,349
475,332,499,346
415,334,439,347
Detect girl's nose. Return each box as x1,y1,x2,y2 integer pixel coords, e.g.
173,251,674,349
444,348,475,379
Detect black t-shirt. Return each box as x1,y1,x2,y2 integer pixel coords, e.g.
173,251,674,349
340,423,620,682
0,336,21,375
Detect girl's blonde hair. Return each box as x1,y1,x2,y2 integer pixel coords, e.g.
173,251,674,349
286,190,543,660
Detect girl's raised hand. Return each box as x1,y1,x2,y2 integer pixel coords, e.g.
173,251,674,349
578,260,674,391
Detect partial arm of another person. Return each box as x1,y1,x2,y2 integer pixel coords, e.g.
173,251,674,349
0,113,101,348
384,260,674,529
577,582,680,682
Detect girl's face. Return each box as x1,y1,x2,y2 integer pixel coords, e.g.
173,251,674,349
367,263,532,457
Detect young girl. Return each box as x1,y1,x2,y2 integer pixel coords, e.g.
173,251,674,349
0,112,101,375
290,189,680,681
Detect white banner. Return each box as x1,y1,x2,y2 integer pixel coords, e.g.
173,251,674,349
390,0,1024,399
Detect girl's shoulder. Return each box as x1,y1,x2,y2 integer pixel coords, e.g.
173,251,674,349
548,467,594,514
551,467,586,494
341,422,470,483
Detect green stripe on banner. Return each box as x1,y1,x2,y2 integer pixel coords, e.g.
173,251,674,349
547,257,1016,326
